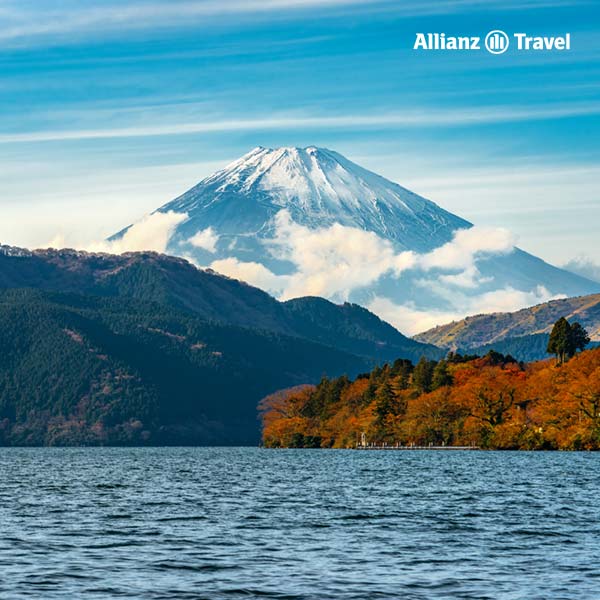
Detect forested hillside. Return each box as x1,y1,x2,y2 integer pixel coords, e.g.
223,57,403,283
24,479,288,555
0,289,371,445
0,245,440,363
261,348,600,450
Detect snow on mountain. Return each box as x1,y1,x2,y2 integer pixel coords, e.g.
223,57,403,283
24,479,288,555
148,146,470,253
110,146,600,335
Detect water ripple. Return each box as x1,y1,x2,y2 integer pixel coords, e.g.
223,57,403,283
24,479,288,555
1,448,599,599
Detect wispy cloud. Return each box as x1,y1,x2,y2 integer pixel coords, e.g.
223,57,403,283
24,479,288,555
0,0,588,45
563,255,600,284
2,102,600,144
0,1,391,44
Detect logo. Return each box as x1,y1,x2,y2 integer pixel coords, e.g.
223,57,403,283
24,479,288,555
485,30,509,54
412,31,570,54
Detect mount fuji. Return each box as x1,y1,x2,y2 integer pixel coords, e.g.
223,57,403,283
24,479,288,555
110,146,599,334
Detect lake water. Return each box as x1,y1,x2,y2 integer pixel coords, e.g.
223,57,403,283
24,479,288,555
1,448,599,599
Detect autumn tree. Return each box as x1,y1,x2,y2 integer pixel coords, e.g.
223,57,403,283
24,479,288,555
461,367,522,447
258,385,315,447
568,354,600,447
259,347,600,451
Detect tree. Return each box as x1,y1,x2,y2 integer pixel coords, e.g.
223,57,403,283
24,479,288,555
570,322,590,355
482,350,518,367
412,357,436,394
431,360,453,390
548,317,572,364
547,318,590,364
374,381,397,421
392,358,413,390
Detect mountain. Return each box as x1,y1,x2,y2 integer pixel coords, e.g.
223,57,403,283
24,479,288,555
111,146,599,325
0,245,440,364
132,145,470,254
415,292,600,351
0,288,372,446
0,245,443,445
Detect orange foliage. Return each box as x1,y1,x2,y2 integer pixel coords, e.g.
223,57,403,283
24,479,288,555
259,349,600,450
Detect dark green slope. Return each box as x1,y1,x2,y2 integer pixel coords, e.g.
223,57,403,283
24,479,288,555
0,289,370,446
0,248,290,333
463,333,600,363
0,246,439,363
282,296,441,362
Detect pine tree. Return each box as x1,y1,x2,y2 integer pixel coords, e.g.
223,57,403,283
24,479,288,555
547,317,571,364
570,322,590,355
374,381,396,421
412,357,435,394
392,358,413,390
547,318,590,364
432,359,453,390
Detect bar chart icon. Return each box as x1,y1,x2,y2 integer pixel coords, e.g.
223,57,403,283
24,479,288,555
485,30,510,54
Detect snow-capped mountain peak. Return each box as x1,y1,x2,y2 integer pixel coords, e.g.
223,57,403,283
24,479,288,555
161,146,470,251
110,146,599,333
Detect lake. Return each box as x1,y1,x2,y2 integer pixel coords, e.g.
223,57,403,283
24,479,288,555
1,448,599,599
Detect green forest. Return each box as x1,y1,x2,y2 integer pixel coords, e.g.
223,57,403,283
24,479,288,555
0,288,369,445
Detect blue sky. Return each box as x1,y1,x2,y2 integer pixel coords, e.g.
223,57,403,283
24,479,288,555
1,0,599,268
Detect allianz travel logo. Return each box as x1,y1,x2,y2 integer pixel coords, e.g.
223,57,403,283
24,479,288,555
413,31,571,55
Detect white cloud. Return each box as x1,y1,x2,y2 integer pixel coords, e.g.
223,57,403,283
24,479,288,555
263,213,515,299
187,227,219,253
209,257,289,293
367,297,462,337
82,211,187,254
438,266,493,289
471,286,564,315
419,226,516,271
368,285,564,336
203,211,416,300
203,210,521,303
266,210,416,300
413,226,516,289
45,233,68,250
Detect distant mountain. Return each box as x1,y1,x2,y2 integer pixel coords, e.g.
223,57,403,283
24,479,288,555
0,288,372,446
461,334,600,364
111,146,599,319
461,334,553,363
0,245,440,364
415,292,600,351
